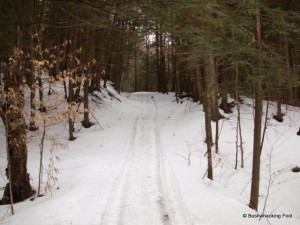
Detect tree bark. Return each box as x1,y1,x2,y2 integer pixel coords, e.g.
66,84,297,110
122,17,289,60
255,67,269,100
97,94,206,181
235,64,244,169
249,7,263,211
134,46,138,92
156,27,161,92
220,64,232,114
0,55,35,204
74,72,82,100
196,66,204,104
160,29,167,93
68,71,76,141
29,62,38,131
36,0,48,113
82,76,93,128
206,53,219,122
204,55,214,180
145,28,150,91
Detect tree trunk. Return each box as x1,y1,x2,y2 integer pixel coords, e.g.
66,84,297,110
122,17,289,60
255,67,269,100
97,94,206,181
145,28,150,91
37,65,46,112
215,112,219,154
29,62,38,131
175,68,180,103
86,28,98,92
134,46,138,92
160,29,167,93
249,79,263,211
206,53,219,122
249,7,263,211
156,26,161,92
82,76,93,128
95,65,101,92
235,64,244,169
35,0,47,113
273,90,283,122
204,55,214,180
220,64,232,113
0,55,35,204
63,71,68,99
285,36,294,105
82,27,95,128
74,72,82,100
68,72,76,141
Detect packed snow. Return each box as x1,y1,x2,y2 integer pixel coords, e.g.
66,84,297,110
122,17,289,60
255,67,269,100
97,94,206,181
0,85,300,225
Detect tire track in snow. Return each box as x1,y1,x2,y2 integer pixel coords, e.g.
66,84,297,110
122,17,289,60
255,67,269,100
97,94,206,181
95,94,150,225
155,127,194,225
96,94,193,225
114,95,167,225
152,97,194,225
94,111,141,225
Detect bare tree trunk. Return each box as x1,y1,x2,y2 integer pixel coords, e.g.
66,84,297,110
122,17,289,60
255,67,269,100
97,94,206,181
249,7,263,211
82,76,93,128
82,27,94,128
36,0,48,113
234,65,244,169
1,102,14,214
204,55,214,180
285,36,294,105
215,113,219,154
220,93,230,113
134,46,138,92
63,71,68,99
1,53,35,204
29,63,38,131
273,90,283,122
160,29,167,93
196,65,203,104
274,36,289,122
145,28,149,91
74,72,82,99
38,117,46,197
156,27,161,92
68,71,76,141
89,29,97,92
206,53,219,122
175,68,180,103
95,65,101,92
37,61,46,112
220,64,232,114
60,43,68,98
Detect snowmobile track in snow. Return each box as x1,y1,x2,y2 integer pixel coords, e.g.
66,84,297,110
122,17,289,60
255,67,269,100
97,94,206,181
95,94,193,225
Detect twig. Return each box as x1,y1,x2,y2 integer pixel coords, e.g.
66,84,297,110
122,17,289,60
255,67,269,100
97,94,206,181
107,90,121,102
260,151,273,219
38,117,46,197
174,153,191,166
260,100,269,156
90,111,103,130
202,169,208,179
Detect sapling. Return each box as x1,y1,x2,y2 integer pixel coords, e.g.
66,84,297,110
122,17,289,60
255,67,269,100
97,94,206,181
235,65,244,169
37,116,46,197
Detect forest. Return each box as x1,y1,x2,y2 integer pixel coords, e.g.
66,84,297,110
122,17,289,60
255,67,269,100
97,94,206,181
0,0,300,224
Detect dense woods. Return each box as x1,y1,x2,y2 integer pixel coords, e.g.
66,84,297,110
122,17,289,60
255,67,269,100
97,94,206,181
0,0,300,213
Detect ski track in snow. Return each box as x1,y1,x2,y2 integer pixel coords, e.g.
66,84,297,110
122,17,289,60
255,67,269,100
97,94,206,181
94,93,192,225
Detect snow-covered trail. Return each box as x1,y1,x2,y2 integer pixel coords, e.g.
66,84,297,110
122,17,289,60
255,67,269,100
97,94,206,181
1,89,300,225
95,93,191,225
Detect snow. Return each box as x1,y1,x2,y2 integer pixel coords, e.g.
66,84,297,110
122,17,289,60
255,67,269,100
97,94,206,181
0,86,300,225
